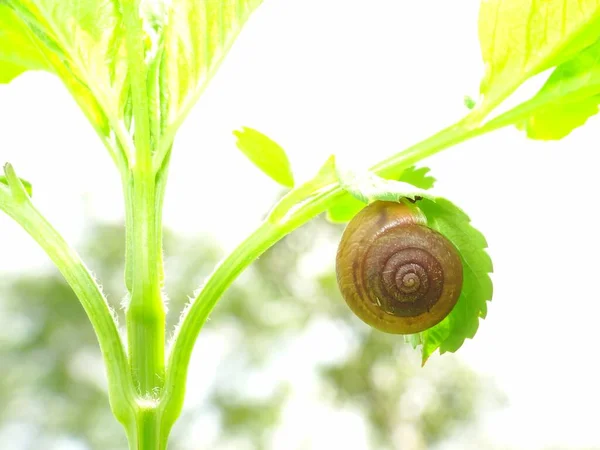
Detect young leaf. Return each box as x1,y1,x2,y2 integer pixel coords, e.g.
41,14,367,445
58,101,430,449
477,0,600,118
521,96,600,140
233,127,294,188
162,0,262,137
0,5,51,83
336,165,432,204
1,1,128,137
416,197,493,363
326,195,366,224
474,38,600,140
518,39,600,140
327,166,436,223
398,166,436,190
0,61,25,84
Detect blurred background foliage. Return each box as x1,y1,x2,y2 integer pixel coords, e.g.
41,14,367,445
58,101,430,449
0,216,510,450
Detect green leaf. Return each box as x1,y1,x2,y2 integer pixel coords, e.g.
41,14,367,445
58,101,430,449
522,95,600,139
0,5,52,83
0,61,26,84
162,0,263,136
474,37,600,140
0,174,33,197
477,0,600,119
398,166,436,190
416,198,493,364
420,318,450,365
327,165,436,223
1,1,128,134
518,39,600,139
336,165,432,205
233,127,294,188
326,195,366,224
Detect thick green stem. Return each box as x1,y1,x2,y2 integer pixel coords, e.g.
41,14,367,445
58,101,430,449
121,0,152,172
120,0,166,399
123,141,169,400
126,168,165,396
127,403,169,450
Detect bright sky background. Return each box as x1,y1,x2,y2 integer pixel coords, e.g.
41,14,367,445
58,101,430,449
2,1,600,449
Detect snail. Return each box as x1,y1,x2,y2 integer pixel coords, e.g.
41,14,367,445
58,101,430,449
335,200,463,334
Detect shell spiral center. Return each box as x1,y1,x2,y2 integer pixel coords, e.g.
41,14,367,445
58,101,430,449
369,245,444,317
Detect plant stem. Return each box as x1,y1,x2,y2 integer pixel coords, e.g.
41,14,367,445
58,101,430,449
0,167,136,425
159,223,284,428
120,0,166,398
123,150,170,396
127,403,169,450
127,168,165,395
121,0,152,171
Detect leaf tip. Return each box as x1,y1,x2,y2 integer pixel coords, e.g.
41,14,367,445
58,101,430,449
233,126,295,188
421,351,432,366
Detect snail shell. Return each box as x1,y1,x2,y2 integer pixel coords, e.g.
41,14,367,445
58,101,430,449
335,201,463,334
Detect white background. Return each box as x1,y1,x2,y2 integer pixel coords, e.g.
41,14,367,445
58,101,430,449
1,1,600,449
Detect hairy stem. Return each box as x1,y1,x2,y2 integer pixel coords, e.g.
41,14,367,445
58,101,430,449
0,166,135,425
159,222,284,428
120,0,166,398
126,168,165,396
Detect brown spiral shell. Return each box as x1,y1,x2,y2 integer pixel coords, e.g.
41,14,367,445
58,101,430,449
335,201,463,334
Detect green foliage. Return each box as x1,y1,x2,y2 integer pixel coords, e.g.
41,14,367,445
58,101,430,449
336,165,430,204
161,0,263,140
233,127,295,187
1,0,128,138
477,0,600,118
399,166,437,190
0,5,50,83
326,194,366,223
327,165,436,223
518,39,600,139
417,198,493,363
